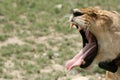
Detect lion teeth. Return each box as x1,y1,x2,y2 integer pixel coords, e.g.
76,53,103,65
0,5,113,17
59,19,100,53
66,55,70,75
73,25,77,29
70,23,74,29
70,23,77,29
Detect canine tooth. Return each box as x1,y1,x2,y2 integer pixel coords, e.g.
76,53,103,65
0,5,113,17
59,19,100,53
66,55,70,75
70,23,72,29
73,25,77,29
70,23,74,29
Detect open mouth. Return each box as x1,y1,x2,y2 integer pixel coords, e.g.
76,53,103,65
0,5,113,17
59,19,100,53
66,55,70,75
67,23,98,69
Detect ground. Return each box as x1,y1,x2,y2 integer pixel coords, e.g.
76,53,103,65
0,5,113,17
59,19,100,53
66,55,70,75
0,0,120,80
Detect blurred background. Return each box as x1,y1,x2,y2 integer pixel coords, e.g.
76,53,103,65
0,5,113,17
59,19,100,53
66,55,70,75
0,0,120,80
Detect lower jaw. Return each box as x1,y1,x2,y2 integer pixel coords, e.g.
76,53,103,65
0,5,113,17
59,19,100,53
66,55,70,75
80,44,98,68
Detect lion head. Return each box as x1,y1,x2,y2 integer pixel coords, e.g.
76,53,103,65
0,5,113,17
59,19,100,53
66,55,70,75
67,7,120,70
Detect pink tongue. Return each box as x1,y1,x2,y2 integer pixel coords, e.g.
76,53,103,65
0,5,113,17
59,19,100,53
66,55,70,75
65,56,84,70
65,43,96,71
66,58,85,70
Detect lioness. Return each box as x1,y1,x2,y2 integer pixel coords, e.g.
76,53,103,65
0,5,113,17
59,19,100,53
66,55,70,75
65,7,120,80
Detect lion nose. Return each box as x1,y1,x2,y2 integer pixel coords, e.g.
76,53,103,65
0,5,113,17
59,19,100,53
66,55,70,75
73,9,83,17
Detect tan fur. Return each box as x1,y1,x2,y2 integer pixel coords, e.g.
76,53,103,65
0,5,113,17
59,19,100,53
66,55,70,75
71,7,120,80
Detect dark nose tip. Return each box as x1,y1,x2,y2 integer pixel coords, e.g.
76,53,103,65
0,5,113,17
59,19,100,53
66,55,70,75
72,9,83,17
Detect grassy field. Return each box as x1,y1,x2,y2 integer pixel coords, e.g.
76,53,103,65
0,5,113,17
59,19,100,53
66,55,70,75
0,0,120,80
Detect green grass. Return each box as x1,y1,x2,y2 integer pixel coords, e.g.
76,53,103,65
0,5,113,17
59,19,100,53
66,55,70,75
0,44,33,57
0,0,120,80
0,34,10,41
